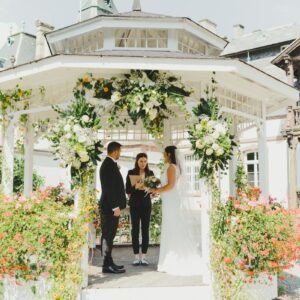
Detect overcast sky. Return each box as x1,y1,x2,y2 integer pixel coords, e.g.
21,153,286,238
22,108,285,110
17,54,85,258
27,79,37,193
0,0,300,38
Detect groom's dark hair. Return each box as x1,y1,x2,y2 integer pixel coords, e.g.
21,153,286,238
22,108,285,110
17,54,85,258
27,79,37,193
107,141,122,154
165,145,177,165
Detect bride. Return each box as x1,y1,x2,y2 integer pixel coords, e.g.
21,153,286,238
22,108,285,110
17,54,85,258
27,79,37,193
150,145,203,276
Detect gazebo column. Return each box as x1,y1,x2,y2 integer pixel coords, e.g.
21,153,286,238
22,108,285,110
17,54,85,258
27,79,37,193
228,119,238,195
2,117,16,195
24,117,34,196
257,107,269,197
287,136,298,207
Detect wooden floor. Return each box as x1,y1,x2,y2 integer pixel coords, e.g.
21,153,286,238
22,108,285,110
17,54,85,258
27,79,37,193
87,245,204,289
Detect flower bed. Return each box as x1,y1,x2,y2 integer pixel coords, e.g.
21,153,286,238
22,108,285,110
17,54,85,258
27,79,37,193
211,187,300,299
0,186,86,300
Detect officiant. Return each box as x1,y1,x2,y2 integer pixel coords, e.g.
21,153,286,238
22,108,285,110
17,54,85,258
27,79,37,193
126,153,154,266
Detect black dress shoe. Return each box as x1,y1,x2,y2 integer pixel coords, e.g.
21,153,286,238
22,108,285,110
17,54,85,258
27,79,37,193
102,266,126,274
112,263,124,270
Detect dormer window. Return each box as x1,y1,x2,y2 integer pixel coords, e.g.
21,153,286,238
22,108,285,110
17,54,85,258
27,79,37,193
115,29,168,49
0,58,6,68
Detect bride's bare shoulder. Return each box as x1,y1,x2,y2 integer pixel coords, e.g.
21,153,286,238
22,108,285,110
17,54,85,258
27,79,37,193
167,164,177,171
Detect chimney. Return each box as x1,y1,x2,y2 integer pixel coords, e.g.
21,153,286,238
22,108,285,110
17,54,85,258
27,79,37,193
35,20,54,60
233,24,244,39
198,19,217,34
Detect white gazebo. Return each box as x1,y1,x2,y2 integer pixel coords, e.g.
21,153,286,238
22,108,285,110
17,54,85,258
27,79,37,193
0,1,298,299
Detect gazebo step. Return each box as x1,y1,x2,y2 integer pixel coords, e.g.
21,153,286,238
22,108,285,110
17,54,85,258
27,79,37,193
81,286,211,300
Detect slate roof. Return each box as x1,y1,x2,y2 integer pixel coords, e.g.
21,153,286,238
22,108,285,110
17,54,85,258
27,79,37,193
0,32,36,69
222,23,300,56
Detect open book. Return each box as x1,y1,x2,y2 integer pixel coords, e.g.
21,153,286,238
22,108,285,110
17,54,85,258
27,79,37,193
129,175,143,186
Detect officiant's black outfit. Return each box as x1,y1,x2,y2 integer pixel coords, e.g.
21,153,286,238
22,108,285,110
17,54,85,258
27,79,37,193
126,169,154,255
99,157,126,271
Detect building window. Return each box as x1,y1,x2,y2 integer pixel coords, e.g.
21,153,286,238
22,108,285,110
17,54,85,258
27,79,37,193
0,58,6,68
245,152,259,186
184,154,200,193
115,29,168,49
178,31,206,54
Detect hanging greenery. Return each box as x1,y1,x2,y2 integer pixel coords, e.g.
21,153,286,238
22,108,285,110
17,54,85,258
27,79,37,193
46,95,102,187
73,70,192,139
188,75,237,180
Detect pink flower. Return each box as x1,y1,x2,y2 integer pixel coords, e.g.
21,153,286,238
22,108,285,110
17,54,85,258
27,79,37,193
8,247,15,254
18,196,26,203
15,203,22,209
24,204,32,210
3,196,14,203
14,233,23,242
3,211,13,217
39,237,46,244
224,257,232,264
248,201,258,207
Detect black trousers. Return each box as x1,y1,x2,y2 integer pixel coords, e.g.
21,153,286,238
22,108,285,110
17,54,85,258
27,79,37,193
130,204,151,254
100,210,119,267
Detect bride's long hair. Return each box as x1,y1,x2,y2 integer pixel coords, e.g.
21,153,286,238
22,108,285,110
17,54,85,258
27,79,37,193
164,146,177,165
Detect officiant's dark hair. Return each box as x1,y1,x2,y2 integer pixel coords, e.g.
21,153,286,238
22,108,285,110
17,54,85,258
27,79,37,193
107,141,122,154
134,153,150,174
165,146,177,165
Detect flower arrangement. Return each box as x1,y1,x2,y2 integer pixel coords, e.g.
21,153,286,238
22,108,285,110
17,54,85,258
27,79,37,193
0,187,87,300
46,96,102,186
188,77,236,180
143,176,161,190
211,187,300,299
0,86,31,117
73,70,192,138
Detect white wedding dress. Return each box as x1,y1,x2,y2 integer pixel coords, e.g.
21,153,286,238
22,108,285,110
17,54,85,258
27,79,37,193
157,164,203,276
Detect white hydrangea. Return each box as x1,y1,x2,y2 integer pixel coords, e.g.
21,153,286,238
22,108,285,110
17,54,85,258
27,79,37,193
64,124,71,132
111,91,122,103
206,148,213,156
81,115,90,123
215,123,227,135
216,148,224,156
204,135,214,144
149,108,158,121
196,139,204,149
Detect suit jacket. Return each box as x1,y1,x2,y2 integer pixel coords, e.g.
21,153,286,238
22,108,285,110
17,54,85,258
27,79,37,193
99,157,126,213
125,169,154,207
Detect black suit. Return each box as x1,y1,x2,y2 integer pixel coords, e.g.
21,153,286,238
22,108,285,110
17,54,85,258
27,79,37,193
99,157,126,267
126,169,154,254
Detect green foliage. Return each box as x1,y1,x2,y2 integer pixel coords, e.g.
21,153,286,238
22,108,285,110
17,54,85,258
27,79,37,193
0,154,44,194
73,70,192,139
0,188,86,299
188,75,237,180
211,186,300,299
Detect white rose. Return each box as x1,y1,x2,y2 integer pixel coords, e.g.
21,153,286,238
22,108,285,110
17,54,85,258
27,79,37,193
81,115,90,123
78,150,88,158
78,135,87,143
65,133,72,139
212,131,220,140
72,160,81,169
215,123,227,135
216,148,224,156
206,148,213,156
196,139,204,149
73,124,82,133
212,143,219,151
80,155,90,162
111,91,122,103
149,108,158,120
195,123,202,131
64,124,71,132
204,136,214,144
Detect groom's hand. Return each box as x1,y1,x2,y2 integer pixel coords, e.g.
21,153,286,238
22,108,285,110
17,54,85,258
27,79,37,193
113,207,121,217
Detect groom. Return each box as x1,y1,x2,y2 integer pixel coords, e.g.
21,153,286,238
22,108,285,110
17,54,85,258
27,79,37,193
99,141,127,274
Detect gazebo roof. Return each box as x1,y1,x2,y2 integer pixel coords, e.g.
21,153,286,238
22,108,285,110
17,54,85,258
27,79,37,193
0,53,297,118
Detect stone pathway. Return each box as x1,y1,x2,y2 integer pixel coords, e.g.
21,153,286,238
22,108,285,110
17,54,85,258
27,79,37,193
88,245,204,289
88,246,300,300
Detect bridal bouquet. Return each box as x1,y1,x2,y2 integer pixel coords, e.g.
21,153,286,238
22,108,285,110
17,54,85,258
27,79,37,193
143,176,161,196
